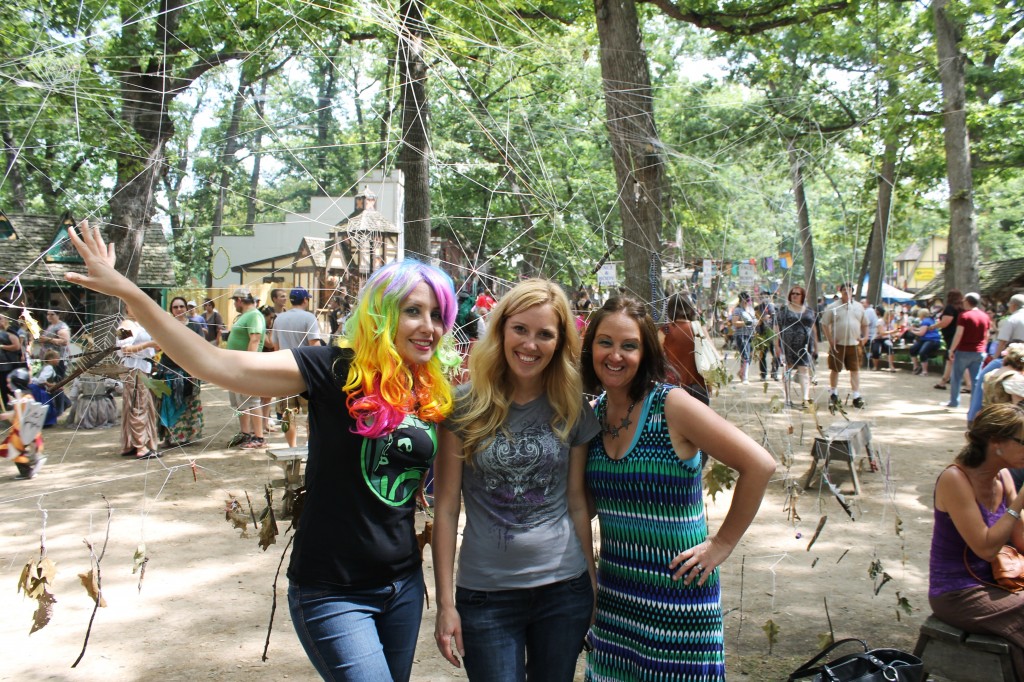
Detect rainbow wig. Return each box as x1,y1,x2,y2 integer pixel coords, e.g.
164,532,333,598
341,259,461,438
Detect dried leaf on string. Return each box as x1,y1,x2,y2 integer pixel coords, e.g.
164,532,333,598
868,559,883,581
874,572,893,596
132,544,147,574
762,618,780,654
225,496,251,537
78,568,107,607
806,516,827,552
18,556,58,633
895,592,912,621
894,515,904,537
418,520,433,556
258,485,279,551
31,590,56,634
18,557,56,600
704,461,736,502
140,374,171,398
817,632,835,650
768,395,781,412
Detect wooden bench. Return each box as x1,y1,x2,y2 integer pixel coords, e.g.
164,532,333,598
268,446,308,518
804,421,877,495
913,615,1015,681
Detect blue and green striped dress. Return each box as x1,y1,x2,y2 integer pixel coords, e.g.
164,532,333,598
586,384,725,681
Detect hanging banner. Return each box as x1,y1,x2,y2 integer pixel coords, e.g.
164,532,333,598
702,259,713,288
597,263,618,287
739,263,756,288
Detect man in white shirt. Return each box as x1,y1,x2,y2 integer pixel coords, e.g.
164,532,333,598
821,283,868,410
272,287,322,447
997,294,1024,356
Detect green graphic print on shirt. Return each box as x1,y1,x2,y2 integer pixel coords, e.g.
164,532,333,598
361,414,437,506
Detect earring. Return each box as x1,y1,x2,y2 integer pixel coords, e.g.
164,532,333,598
997,447,1004,457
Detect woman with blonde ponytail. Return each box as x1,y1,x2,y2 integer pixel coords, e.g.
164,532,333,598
432,279,600,681
929,403,1024,677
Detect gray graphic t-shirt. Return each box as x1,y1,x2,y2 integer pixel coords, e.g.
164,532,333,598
449,389,600,590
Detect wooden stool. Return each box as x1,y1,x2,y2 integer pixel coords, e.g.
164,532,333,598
804,421,876,495
268,446,308,518
913,615,1015,682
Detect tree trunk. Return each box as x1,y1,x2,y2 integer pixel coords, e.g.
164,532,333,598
397,0,432,261
245,78,268,231
2,129,27,211
933,0,979,292
315,54,339,195
787,139,817,306
212,73,250,236
594,0,663,307
866,139,897,306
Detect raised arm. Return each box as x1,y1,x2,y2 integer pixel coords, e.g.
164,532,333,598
66,221,305,397
432,425,466,668
663,388,776,585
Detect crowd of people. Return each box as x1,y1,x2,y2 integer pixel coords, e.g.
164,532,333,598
2,225,1023,680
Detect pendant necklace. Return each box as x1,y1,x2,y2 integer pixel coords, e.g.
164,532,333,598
601,398,637,439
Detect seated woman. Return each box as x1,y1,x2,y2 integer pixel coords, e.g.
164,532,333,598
909,307,942,376
29,349,70,426
929,403,1024,678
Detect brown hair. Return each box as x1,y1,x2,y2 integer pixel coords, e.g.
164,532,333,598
946,289,964,312
581,296,666,401
667,293,698,322
956,403,1024,468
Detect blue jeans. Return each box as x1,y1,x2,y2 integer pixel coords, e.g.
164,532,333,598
457,572,594,682
288,567,424,682
968,358,1003,423
735,332,753,362
949,351,983,408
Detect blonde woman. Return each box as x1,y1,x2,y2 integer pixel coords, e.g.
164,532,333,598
433,279,600,681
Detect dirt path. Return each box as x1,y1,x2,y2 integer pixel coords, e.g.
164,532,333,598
0,361,967,680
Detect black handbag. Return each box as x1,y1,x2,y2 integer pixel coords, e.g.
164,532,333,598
788,638,923,682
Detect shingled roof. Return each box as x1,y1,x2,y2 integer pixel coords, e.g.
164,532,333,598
914,256,1024,300
0,213,175,288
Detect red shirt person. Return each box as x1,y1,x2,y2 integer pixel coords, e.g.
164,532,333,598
943,292,988,409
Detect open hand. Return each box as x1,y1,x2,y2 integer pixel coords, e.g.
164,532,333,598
64,220,133,299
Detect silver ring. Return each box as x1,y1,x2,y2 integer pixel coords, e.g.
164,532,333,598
694,563,703,572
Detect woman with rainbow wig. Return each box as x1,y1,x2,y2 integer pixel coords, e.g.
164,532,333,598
63,220,459,681
432,278,601,681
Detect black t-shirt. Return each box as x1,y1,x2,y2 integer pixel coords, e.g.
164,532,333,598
940,304,960,347
287,345,438,588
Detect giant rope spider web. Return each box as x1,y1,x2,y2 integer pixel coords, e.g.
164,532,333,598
0,0,935,675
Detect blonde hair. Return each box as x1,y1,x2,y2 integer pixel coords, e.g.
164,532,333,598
455,279,582,464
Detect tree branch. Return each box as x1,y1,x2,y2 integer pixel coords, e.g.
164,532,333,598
639,0,851,34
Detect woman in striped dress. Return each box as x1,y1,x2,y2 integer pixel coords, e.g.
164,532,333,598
581,297,775,681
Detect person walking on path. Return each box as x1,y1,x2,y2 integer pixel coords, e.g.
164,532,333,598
943,292,989,409
820,282,868,410
65,221,461,681
272,287,323,448
224,287,266,448
933,289,965,390
730,292,756,384
581,296,775,681
775,285,817,406
432,279,600,682
202,300,224,345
